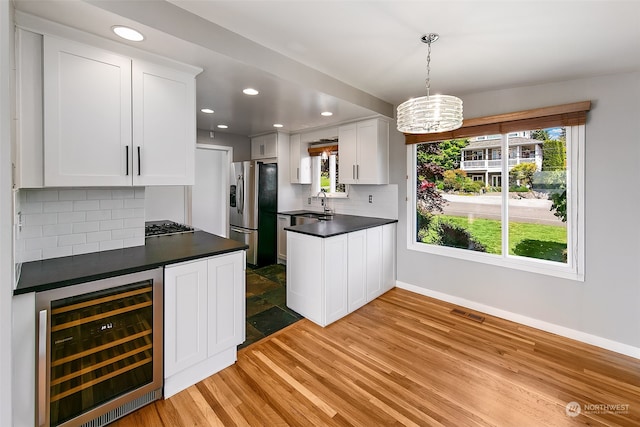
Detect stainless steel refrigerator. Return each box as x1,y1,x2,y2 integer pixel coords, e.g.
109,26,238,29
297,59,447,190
229,161,278,266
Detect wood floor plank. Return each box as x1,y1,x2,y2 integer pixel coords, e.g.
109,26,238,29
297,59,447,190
115,288,640,426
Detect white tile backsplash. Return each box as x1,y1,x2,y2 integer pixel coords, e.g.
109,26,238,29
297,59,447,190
58,189,88,201
16,187,146,262
301,184,399,219
43,201,73,213
73,242,100,255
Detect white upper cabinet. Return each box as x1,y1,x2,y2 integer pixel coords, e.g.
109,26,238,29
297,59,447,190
132,60,196,186
43,36,133,187
22,33,200,187
289,134,311,184
338,118,389,185
251,133,278,159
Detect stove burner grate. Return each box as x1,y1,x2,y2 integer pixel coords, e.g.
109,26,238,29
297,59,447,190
145,221,194,237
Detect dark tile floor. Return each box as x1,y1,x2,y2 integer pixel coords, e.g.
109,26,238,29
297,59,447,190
241,264,302,349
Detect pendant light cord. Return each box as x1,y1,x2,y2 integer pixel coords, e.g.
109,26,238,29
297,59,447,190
426,39,431,99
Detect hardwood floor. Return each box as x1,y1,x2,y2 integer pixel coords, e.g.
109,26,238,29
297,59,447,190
113,288,640,426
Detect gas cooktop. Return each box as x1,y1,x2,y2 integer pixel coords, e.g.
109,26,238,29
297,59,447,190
145,220,195,237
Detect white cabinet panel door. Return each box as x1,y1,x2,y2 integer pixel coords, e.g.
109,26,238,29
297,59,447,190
251,133,278,159
365,226,383,301
43,36,132,186
338,123,357,185
287,232,324,325
382,223,397,293
355,120,379,184
133,60,196,186
207,252,245,356
324,235,349,325
337,119,388,185
277,215,289,262
347,230,367,312
289,134,311,184
164,259,208,377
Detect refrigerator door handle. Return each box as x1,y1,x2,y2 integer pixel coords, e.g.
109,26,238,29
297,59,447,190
230,227,253,234
237,176,244,215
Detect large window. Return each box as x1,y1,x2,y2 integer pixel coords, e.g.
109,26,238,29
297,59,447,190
409,123,584,280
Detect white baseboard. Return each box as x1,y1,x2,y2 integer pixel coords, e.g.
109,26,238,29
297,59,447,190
395,281,640,360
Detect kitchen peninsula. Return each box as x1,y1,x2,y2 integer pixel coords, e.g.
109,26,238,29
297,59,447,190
284,213,397,327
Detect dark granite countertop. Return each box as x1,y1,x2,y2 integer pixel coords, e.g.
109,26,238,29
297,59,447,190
15,231,248,295
278,210,317,216
284,213,397,238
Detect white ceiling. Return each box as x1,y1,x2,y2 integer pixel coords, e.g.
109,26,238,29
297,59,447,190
13,0,640,137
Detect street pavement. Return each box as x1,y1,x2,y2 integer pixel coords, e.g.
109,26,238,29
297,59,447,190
440,193,566,226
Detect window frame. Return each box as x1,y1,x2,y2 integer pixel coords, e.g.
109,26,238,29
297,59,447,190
310,154,349,198
406,124,585,281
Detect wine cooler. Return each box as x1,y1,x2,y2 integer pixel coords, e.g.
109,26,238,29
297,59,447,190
36,268,164,427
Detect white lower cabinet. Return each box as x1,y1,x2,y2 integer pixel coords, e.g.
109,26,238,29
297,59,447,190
163,251,245,397
277,214,290,264
347,230,367,312
287,223,396,327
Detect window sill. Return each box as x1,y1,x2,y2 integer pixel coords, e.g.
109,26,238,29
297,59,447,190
408,241,584,282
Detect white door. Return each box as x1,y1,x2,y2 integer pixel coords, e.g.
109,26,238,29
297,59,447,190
192,146,229,237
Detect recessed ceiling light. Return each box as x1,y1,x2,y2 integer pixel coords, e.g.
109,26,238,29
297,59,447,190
200,108,214,114
321,111,333,117
243,88,259,96
217,124,228,129
112,26,144,42
273,124,284,128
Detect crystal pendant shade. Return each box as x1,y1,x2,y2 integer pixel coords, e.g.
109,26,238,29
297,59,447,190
397,33,463,134
397,94,463,134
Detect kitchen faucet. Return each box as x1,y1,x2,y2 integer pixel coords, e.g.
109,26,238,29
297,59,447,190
318,191,331,214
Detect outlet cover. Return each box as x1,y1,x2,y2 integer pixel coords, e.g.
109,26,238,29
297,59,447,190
308,197,311,204
368,195,373,203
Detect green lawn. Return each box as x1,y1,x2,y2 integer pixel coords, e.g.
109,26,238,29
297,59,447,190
423,215,567,262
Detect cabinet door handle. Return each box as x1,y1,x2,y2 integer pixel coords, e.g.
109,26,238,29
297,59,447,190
137,146,141,176
297,167,299,180
125,146,129,176
38,309,48,427
357,164,359,180
352,164,356,180
260,144,265,156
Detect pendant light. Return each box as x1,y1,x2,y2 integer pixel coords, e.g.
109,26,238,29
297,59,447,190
397,34,463,134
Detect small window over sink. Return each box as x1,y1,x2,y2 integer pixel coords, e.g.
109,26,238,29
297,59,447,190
309,143,348,197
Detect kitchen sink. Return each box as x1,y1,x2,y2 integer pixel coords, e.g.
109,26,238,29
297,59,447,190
292,212,333,225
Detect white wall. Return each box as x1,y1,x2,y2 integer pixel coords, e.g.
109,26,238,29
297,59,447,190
197,129,250,162
0,1,14,424
393,72,640,355
145,186,186,223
